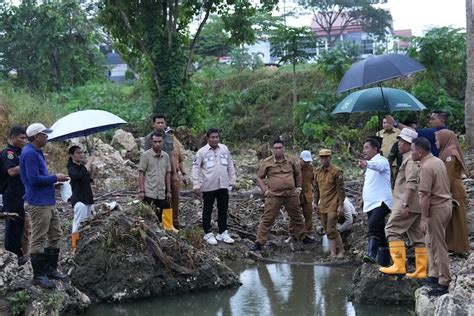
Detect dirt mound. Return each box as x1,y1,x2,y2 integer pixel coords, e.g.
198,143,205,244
68,204,240,302
92,139,138,192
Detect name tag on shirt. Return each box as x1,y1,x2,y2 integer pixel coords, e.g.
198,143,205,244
205,156,216,168
220,154,228,166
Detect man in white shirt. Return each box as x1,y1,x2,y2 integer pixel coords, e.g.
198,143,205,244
337,198,357,233
192,128,236,245
357,138,393,265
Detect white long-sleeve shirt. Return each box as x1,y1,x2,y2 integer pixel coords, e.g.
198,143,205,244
192,143,236,192
337,198,356,233
362,153,392,213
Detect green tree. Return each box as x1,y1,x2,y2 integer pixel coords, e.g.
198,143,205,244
0,1,103,92
98,0,278,126
316,42,359,82
229,47,264,72
408,27,466,98
270,25,317,106
299,0,392,48
466,0,474,148
194,16,232,58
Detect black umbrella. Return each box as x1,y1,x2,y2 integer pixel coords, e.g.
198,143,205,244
336,53,426,94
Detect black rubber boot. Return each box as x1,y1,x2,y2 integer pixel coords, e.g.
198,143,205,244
250,242,262,251
44,248,67,280
363,237,379,263
428,284,449,296
30,253,55,289
377,246,391,267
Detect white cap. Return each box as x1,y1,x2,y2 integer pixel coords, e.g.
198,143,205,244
26,123,53,137
300,150,313,162
398,128,418,144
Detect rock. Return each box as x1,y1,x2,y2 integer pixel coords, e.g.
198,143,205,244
68,205,240,302
348,263,424,305
92,139,138,192
111,129,138,152
415,253,474,316
0,249,90,315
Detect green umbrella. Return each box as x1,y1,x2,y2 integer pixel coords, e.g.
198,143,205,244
332,87,427,114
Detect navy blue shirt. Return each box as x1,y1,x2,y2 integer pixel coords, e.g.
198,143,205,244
20,143,57,206
416,126,446,157
1,144,25,212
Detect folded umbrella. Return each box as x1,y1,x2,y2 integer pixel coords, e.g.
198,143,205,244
331,87,427,114
48,110,127,141
337,53,426,93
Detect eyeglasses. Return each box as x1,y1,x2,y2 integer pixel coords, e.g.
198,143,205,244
37,133,48,139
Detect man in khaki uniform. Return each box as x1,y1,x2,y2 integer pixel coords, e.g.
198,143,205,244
377,118,401,187
380,128,427,278
251,140,314,251
412,137,452,296
171,136,187,227
138,131,173,230
376,118,401,158
314,149,345,258
287,150,314,241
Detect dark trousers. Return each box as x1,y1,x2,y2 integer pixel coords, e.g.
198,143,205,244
143,197,170,222
367,203,391,247
203,189,229,234
4,214,25,257
4,198,25,257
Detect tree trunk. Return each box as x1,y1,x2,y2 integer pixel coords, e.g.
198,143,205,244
292,62,297,107
466,0,474,149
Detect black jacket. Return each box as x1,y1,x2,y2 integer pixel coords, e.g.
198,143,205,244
67,160,94,207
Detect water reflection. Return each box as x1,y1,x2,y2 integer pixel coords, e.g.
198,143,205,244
85,264,413,316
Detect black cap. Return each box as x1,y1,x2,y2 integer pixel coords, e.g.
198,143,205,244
366,135,383,145
432,109,450,117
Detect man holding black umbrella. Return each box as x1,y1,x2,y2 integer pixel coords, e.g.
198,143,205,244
385,110,448,157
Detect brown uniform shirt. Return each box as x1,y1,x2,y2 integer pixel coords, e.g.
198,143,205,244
300,163,314,204
444,155,467,200
314,164,345,213
376,128,401,158
138,149,171,199
257,155,300,196
172,135,185,174
392,152,421,213
419,153,451,206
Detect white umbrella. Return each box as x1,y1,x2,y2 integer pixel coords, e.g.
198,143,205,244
48,110,127,141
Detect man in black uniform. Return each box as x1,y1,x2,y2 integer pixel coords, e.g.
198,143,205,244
1,126,28,265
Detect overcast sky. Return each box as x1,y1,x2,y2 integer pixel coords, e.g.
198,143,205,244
384,0,466,35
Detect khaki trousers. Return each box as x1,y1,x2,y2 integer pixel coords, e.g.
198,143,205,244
257,194,305,245
171,177,181,225
26,204,62,254
426,202,452,286
385,210,425,247
320,211,339,240
288,201,313,236
21,212,31,256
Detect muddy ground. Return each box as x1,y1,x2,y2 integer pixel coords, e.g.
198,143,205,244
0,132,472,314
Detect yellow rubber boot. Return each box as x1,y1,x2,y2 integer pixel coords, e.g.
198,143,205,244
71,232,80,253
379,240,406,275
406,247,428,279
162,209,178,233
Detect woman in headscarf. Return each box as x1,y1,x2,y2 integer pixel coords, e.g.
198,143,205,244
435,129,470,255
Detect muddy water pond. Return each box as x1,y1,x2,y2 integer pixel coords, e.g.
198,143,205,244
85,263,413,316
